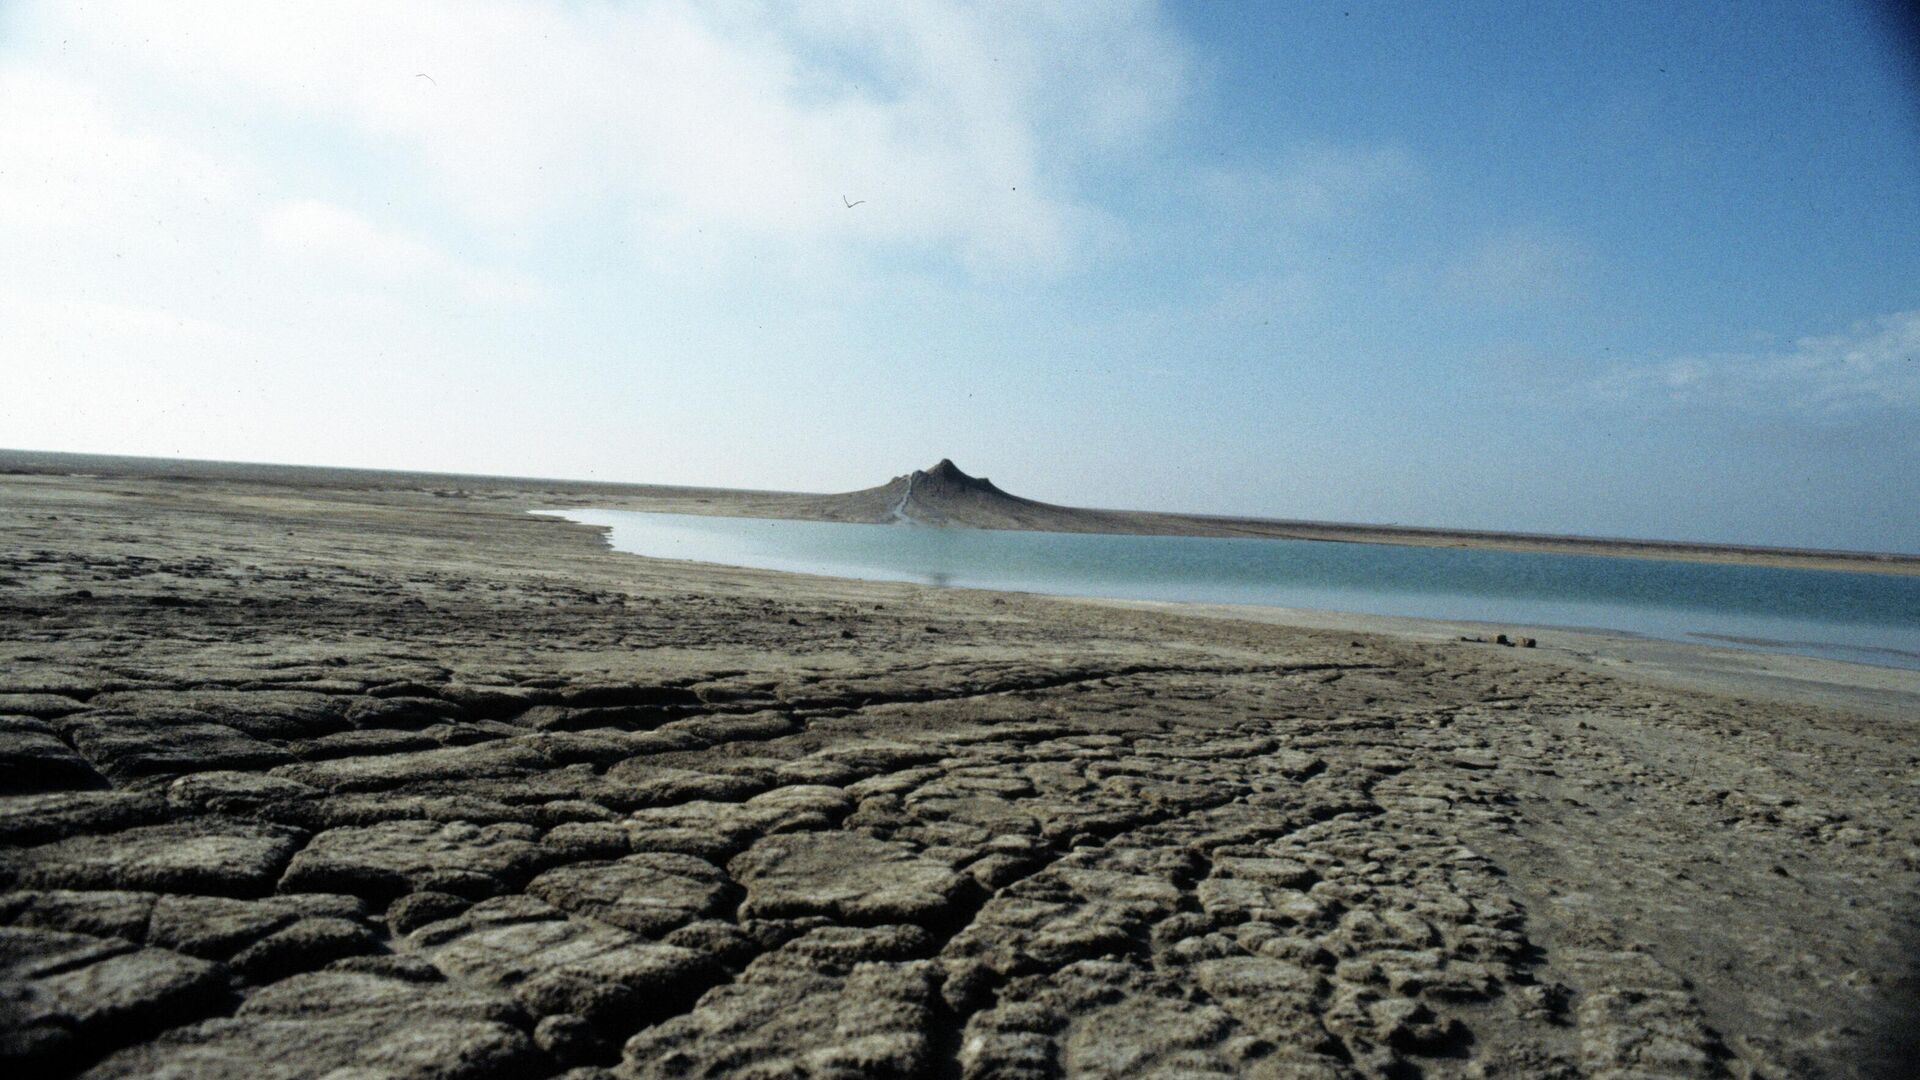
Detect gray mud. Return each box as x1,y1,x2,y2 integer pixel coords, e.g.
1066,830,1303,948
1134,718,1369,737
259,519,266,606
1,463,1915,1079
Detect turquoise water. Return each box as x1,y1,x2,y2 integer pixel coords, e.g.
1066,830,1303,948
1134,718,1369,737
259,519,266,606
550,509,1920,670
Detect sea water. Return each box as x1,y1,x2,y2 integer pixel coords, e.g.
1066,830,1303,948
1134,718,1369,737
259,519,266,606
545,509,1920,670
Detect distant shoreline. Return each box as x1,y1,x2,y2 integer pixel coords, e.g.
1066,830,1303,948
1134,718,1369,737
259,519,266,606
1082,510,1920,577
5,446,1916,577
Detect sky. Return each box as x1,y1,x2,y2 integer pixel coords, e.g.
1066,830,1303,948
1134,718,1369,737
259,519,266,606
3,1,1917,553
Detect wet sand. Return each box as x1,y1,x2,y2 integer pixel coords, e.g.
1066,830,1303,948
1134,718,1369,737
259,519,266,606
2,459,1916,1079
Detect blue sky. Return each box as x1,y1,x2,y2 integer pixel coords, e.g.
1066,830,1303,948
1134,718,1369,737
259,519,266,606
3,1,1916,552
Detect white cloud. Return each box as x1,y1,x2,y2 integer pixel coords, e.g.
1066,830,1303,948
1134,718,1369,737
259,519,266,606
1588,308,1920,414
0,291,271,374
0,0,1193,468
43,0,1187,277
0,69,241,268
259,200,541,303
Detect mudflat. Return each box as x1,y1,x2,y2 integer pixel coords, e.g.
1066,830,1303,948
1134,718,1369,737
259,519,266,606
1,458,1915,1079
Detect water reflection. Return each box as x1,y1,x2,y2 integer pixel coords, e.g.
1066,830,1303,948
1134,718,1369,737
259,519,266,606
543,509,1920,670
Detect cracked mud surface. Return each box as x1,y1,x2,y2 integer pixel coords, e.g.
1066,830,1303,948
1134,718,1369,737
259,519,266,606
1,466,1916,1079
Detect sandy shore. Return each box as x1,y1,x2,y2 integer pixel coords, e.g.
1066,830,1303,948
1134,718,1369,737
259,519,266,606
2,461,1916,1079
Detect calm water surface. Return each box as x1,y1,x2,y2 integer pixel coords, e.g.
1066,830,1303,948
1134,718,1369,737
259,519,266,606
548,509,1920,670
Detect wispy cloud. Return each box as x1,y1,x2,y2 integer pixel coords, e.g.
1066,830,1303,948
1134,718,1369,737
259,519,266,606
1200,143,1424,230
1441,226,1588,307
1588,308,1920,415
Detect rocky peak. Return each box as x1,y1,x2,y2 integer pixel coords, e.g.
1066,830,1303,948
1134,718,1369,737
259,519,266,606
915,459,991,489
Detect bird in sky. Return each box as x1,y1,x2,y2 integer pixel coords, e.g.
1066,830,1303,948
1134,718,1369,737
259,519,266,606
843,195,865,208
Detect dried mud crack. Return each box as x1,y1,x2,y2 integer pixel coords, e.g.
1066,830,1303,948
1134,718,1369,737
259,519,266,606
1,465,1915,1079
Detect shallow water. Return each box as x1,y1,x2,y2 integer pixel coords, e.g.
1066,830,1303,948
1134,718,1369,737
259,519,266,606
548,509,1920,670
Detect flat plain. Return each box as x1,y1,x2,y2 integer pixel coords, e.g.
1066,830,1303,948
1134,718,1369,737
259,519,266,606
1,455,1916,1079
